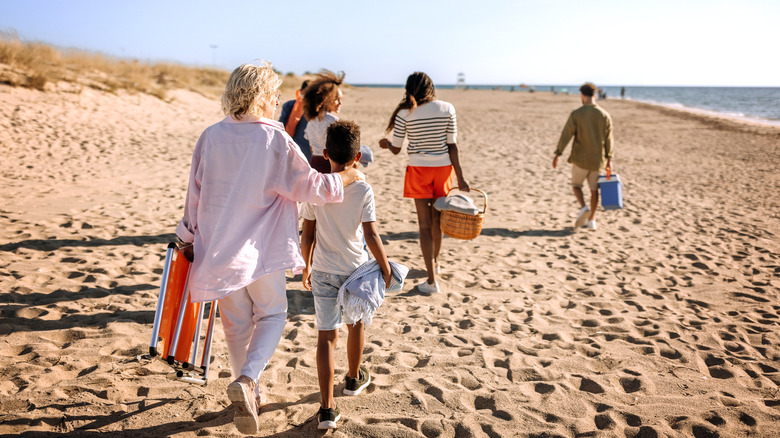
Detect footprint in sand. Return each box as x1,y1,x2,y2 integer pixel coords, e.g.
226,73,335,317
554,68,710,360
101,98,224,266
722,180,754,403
660,345,683,360
422,383,445,404
534,382,555,394
620,376,643,393
473,395,513,421
623,412,642,427
481,336,500,346
739,412,757,427
457,348,473,357
579,377,605,394
594,413,615,430
691,424,720,437
459,319,475,329
704,354,735,379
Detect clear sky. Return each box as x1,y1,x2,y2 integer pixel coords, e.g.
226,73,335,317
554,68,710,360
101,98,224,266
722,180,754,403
2,0,778,86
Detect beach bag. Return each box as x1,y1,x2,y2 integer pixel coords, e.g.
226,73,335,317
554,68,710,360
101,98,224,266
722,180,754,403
439,188,487,240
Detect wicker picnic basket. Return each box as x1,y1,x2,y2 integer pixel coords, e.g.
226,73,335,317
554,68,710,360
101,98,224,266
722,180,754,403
440,188,487,240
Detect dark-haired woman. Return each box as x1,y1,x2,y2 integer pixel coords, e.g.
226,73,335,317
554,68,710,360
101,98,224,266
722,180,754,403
303,70,344,173
379,72,470,294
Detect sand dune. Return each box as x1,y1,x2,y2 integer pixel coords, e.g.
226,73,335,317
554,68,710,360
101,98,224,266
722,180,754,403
1,82,779,437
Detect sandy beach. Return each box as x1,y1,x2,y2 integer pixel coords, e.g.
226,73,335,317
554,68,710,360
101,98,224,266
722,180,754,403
1,82,779,437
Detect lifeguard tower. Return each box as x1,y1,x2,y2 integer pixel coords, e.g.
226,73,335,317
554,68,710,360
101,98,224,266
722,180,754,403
456,72,465,90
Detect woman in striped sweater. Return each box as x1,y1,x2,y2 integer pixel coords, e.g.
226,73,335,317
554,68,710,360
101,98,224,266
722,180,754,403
379,72,470,294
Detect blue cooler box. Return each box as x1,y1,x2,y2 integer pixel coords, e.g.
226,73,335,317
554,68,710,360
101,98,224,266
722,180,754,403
598,174,623,210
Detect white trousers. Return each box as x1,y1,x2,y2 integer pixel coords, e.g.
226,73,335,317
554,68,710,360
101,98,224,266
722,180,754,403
218,270,287,392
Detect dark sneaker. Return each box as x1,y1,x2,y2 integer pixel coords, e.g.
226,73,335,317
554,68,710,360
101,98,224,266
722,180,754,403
317,406,341,429
227,375,258,435
343,366,371,396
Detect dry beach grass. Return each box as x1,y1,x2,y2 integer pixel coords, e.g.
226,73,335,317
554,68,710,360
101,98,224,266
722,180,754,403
0,30,230,98
0,63,779,437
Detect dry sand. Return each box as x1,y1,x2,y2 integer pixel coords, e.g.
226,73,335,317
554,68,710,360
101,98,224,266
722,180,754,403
1,82,779,437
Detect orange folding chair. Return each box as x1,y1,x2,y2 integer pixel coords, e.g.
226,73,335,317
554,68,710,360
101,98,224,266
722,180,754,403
150,242,218,385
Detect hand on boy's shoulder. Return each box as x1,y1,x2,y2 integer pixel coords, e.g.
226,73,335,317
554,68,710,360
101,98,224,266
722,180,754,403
340,167,365,186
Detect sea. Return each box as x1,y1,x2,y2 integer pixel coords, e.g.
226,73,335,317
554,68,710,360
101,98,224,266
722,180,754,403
352,84,780,127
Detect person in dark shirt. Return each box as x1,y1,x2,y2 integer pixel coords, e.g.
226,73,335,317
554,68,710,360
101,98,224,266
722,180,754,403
279,80,311,161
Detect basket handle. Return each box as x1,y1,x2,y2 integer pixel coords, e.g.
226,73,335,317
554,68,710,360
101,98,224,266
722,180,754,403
448,187,488,215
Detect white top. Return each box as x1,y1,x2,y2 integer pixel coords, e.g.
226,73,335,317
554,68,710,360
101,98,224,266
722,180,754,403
300,180,376,275
176,116,344,302
391,100,457,167
304,112,339,157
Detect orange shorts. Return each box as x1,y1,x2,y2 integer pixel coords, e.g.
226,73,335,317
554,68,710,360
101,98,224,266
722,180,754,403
403,165,455,199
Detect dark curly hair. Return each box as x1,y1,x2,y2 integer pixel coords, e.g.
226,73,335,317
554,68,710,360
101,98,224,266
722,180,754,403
385,72,436,133
325,120,361,165
303,70,345,121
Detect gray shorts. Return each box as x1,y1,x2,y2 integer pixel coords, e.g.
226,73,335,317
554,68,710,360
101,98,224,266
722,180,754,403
571,163,599,191
311,270,356,331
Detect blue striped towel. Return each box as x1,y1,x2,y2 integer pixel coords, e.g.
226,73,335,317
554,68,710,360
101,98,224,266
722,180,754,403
336,260,409,326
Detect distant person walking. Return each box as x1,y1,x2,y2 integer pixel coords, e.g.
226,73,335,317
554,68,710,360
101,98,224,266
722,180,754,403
279,80,311,161
379,72,470,294
553,82,613,231
620,87,626,99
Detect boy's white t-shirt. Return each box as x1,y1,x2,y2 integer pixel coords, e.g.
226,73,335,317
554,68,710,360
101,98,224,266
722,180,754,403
300,180,376,275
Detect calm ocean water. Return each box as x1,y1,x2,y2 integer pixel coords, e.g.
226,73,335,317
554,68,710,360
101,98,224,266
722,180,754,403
353,84,780,126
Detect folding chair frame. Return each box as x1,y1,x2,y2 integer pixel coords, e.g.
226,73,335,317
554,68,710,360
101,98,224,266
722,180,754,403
149,242,217,385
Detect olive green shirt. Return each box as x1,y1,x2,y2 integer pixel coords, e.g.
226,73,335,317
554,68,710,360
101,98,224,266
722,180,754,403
554,104,613,171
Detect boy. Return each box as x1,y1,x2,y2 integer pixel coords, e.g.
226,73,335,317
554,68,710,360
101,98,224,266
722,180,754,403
300,120,392,430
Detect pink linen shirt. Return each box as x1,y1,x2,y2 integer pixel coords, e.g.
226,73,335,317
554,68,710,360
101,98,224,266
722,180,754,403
176,116,344,302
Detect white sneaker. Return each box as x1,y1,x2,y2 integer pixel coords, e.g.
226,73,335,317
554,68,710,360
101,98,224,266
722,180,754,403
418,281,440,294
227,376,259,435
585,219,597,230
574,206,590,228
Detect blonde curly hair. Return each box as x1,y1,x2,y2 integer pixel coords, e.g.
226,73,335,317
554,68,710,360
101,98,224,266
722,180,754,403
221,62,282,120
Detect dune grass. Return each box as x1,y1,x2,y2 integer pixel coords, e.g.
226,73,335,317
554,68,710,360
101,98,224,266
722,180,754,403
0,30,234,99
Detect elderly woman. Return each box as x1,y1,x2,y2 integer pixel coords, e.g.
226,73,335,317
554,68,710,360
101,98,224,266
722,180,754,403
175,63,363,435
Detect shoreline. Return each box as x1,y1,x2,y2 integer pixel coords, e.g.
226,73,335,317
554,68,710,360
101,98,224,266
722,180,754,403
623,98,780,129
620,98,780,134
352,84,780,129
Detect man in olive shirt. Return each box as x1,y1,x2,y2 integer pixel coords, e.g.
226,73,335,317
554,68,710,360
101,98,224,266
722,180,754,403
553,82,613,230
